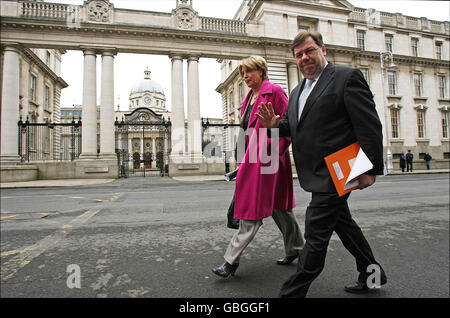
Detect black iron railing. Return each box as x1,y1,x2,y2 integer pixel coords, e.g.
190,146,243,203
18,117,82,162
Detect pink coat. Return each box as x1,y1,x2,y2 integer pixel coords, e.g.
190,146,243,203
234,80,296,220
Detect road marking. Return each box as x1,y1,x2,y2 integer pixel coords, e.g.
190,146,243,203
0,214,19,222
0,209,101,281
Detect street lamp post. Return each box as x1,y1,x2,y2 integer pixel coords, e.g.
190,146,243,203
380,51,396,172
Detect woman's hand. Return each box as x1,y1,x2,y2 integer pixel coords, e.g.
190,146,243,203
255,102,280,128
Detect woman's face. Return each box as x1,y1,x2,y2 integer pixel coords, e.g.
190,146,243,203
241,66,263,91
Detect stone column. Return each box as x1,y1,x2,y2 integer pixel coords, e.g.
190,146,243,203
287,61,299,94
169,54,186,160
187,56,202,161
0,45,21,164
99,49,116,159
80,48,97,159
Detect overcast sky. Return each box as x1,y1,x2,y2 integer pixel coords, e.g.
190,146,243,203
58,0,450,118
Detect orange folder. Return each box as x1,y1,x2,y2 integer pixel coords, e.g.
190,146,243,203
324,142,373,197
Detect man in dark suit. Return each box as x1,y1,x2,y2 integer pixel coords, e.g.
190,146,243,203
256,31,387,297
406,150,414,172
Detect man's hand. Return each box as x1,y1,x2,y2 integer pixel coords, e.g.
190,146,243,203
357,174,376,190
256,102,280,128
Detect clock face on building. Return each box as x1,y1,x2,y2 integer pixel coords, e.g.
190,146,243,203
144,96,151,105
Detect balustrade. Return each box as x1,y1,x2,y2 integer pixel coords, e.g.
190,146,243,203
21,1,80,20
201,17,246,34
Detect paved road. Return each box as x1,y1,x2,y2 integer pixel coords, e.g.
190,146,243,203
1,173,448,299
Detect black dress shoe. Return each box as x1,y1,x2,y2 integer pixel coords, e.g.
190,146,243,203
212,262,239,278
277,254,298,265
345,275,387,294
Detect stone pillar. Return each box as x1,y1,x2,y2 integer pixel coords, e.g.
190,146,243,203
99,49,116,159
169,54,186,159
287,61,299,94
187,56,202,160
80,48,97,159
0,45,21,165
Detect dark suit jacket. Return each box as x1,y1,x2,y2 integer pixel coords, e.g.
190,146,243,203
278,62,384,193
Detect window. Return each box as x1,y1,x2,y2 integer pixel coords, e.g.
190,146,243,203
298,25,310,32
414,73,423,97
239,82,245,102
46,51,51,66
45,85,50,110
438,75,447,99
388,71,397,95
435,41,442,60
360,68,369,84
391,108,400,138
30,75,36,101
385,34,393,53
442,111,449,138
357,30,366,51
411,38,419,56
417,111,425,138
44,126,50,153
229,91,234,111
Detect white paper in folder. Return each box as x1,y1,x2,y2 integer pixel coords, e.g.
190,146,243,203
343,147,374,190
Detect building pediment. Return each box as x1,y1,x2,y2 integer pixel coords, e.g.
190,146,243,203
125,107,163,124
311,0,353,9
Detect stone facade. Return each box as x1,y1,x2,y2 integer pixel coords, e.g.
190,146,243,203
1,0,448,179
217,0,450,171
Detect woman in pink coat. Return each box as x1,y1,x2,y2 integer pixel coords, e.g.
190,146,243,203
212,56,304,278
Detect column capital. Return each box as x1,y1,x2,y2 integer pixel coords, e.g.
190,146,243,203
169,53,185,60
187,55,200,62
80,47,97,56
1,42,22,53
101,48,117,56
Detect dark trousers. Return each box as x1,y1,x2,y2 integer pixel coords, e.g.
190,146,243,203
407,161,413,172
279,192,380,298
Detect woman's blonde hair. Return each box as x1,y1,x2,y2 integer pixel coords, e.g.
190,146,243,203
239,55,269,80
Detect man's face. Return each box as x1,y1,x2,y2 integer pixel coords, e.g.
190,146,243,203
293,36,327,79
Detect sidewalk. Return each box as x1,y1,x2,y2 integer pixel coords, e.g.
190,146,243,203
0,169,448,189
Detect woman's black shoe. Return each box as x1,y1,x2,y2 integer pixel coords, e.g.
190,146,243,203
212,262,239,278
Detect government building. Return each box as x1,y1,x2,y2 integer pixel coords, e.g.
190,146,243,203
217,0,449,172
60,68,223,176
1,0,448,181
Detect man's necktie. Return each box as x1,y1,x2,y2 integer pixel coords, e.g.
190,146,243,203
298,79,315,120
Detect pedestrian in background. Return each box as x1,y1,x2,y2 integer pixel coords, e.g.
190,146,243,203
406,150,414,172
424,152,432,170
400,151,406,172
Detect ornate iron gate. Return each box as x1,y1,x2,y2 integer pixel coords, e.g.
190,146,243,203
115,108,171,178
